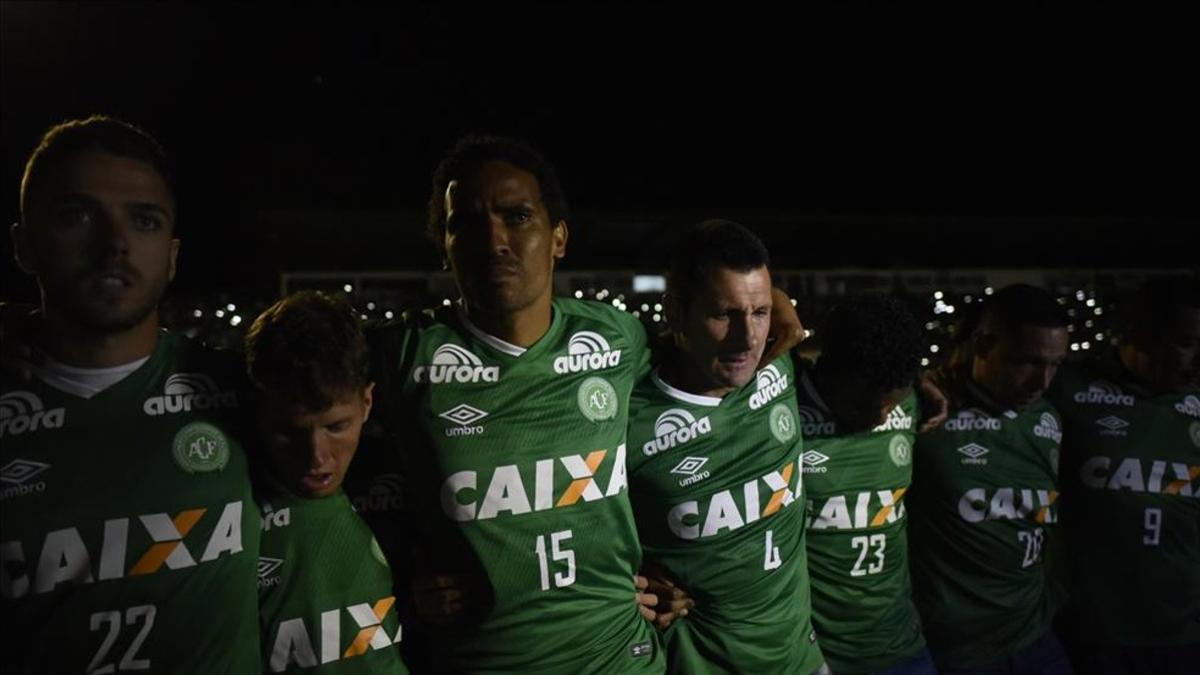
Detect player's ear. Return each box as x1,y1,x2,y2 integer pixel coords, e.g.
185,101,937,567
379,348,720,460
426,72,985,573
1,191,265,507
551,220,568,262
11,222,37,275
361,382,375,422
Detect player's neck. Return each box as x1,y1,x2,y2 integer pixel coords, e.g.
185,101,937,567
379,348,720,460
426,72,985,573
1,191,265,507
39,308,161,368
462,300,552,349
663,351,734,399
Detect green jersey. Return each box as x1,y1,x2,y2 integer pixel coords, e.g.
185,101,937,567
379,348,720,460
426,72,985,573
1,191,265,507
368,299,663,673
908,377,1064,667
627,356,825,675
0,331,260,674
795,360,925,674
258,488,407,673
1048,359,1200,647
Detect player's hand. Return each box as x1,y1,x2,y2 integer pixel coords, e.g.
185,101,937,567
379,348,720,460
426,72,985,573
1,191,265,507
761,287,805,367
634,575,659,622
639,565,695,630
0,303,40,382
917,370,950,433
411,574,470,627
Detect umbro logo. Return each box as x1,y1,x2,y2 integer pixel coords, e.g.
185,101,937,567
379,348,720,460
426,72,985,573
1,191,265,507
0,459,50,499
801,450,830,474
958,443,990,465
1096,415,1130,436
257,556,284,582
440,404,488,438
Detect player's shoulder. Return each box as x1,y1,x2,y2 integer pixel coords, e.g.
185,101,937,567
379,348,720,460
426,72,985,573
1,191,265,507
159,330,250,389
554,297,645,342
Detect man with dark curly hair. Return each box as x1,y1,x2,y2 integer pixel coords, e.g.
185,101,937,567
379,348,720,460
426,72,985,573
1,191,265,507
796,293,934,674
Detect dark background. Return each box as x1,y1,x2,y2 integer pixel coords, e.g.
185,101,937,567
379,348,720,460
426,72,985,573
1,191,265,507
3,2,1197,304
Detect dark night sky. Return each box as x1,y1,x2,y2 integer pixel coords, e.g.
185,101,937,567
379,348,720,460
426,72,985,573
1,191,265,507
2,3,1197,300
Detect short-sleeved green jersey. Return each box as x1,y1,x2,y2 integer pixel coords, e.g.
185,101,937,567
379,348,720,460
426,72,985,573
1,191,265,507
368,299,663,673
1047,360,1200,647
0,331,260,674
795,360,925,674
258,488,407,673
908,377,1064,668
627,355,825,675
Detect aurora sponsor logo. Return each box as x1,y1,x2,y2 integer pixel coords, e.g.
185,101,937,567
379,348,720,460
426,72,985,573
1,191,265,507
143,373,238,416
801,450,830,474
0,459,50,499
553,331,622,374
413,344,499,384
260,504,291,532
642,409,713,456
797,405,836,437
1175,395,1200,419
749,365,789,410
873,405,914,432
1073,381,1134,407
0,391,65,437
1033,413,1063,443
671,456,711,487
352,474,404,514
439,404,489,437
944,408,1001,432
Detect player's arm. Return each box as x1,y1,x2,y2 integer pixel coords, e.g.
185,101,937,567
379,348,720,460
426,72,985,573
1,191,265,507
761,287,805,367
916,369,950,432
638,562,695,630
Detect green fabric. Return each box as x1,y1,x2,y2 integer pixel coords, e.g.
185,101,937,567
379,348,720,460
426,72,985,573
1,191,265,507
909,378,1064,667
0,331,260,673
627,355,824,675
257,488,407,673
367,298,663,674
1048,360,1200,647
795,359,925,674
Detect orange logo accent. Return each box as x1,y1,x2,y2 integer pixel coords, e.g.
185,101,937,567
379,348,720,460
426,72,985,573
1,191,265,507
129,508,207,576
556,450,606,507
343,596,396,658
1035,491,1060,523
1164,466,1200,495
870,488,908,527
762,463,795,517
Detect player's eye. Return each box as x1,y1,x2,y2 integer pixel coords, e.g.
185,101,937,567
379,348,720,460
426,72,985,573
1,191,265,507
133,212,165,231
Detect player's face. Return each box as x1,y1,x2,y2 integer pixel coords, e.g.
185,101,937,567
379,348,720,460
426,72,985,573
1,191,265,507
673,265,773,397
826,376,911,433
977,324,1069,410
1145,306,1200,392
443,160,567,319
260,384,373,499
14,150,179,331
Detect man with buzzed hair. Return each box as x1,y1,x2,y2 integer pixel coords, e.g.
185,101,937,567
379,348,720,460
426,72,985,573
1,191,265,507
1,116,260,673
1049,275,1200,674
627,220,827,674
909,283,1073,674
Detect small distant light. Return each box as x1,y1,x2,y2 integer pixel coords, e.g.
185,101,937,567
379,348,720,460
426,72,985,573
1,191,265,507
984,287,994,295
1095,332,1104,341
964,295,973,303
934,291,944,300
575,290,584,299
654,303,663,312
652,313,661,322
442,298,452,307
925,322,935,330
230,315,242,326
192,309,203,318
945,305,956,314
1085,298,1096,307
1067,309,1076,317
1071,343,1080,351
1094,307,1103,316
1076,290,1086,301
1081,341,1091,350
1068,324,1076,332
215,309,225,318
930,344,940,353
384,311,394,319
597,290,608,300
343,284,353,293
226,303,236,312
804,329,815,338
612,299,621,307
1056,297,1067,305
1085,319,1094,328
360,314,368,321
367,302,376,310
641,304,650,312
632,310,641,318
921,357,930,367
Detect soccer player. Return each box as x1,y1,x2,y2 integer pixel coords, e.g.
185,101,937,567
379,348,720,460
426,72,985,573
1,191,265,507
365,135,666,673
626,220,827,674
245,291,407,673
0,117,260,672
1048,275,1200,674
908,284,1073,673
797,293,932,674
